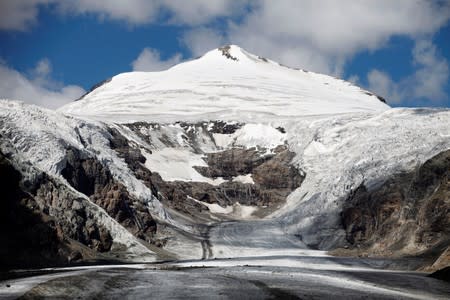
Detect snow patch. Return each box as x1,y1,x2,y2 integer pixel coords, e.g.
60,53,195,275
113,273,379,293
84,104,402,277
232,174,255,184
213,123,286,150
143,148,225,185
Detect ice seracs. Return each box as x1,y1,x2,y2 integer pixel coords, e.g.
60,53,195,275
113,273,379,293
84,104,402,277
59,45,389,123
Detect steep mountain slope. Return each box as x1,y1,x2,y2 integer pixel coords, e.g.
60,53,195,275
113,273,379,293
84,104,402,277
1,46,449,273
60,45,389,122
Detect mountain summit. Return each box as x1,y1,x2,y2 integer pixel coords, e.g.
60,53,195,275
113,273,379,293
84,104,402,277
59,45,389,122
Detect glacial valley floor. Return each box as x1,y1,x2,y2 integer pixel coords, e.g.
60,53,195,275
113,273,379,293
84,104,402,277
1,254,450,299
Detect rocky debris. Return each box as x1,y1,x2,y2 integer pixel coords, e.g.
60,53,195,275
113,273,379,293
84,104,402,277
60,146,156,243
258,56,268,62
376,95,387,103
0,151,110,270
206,121,243,134
174,121,242,135
276,126,286,134
195,148,272,179
339,150,450,268
363,91,387,104
218,45,239,61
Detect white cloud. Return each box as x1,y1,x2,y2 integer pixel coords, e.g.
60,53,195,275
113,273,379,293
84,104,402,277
163,0,249,25
0,0,55,31
131,48,182,71
0,59,85,109
0,0,248,30
57,0,162,25
222,0,450,75
411,40,449,101
367,70,401,104
181,28,225,57
368,40,449,105
34,58,52,76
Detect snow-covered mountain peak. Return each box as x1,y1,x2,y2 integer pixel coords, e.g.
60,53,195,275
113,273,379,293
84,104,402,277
194,45,272,65
60,45,390,123
202,45,247,62
167,44,284,74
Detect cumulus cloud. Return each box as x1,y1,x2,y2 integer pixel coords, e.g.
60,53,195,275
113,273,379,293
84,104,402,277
368,40,449,105
221,0,450,75
163,0,250,25
411,40,449,101
131,48,182,71
0,59,85,109
0,0,248,30
0,0,55,31
57,0,162,25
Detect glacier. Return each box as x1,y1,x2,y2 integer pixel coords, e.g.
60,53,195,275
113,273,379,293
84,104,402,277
1,45,449,299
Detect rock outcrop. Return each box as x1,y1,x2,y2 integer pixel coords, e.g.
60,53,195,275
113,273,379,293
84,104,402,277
339,150,450,269
151,146,303,218
0,151,113,270
61,146,157,243
109,122,303,220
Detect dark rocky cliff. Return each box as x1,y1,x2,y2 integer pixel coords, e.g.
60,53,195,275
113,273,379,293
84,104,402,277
0,151,112,270
337,150,450,269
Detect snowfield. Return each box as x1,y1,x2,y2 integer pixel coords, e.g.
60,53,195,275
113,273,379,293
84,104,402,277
59,45,389,123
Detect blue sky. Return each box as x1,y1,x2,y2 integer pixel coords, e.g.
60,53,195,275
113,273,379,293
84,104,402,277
0,1,449,109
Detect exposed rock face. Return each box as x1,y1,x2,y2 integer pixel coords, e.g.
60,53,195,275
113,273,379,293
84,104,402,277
195,148,272,178
151,145,304,218
218,45,239,61
340,150,450,267
0,151,112,270
60,146,156,243
428,246,450,271
206,121,242,135
108,122,303,220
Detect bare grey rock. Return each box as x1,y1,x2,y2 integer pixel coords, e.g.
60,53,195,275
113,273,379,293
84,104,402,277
339,150,450,269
